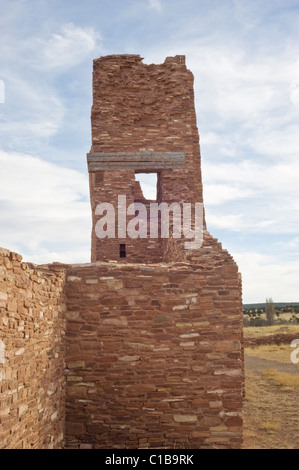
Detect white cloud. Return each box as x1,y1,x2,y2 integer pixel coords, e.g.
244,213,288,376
233,0,262,31
0,150,90,263
36,23,101,70
0,80,4,103
187,45,299,128
290,79,299,105
203,183,253,205
135,173,157,199
0,66,66,153
1,76,64,140
207,213,245,230
204,159,299,200
200,132,239,158
0,151,88,203
148,0,162,13
0,23,100,151
1,22,101,75
20,249,90,266
276,237,299,250
234,251,299,303
251,125,299,160
202,158,299,233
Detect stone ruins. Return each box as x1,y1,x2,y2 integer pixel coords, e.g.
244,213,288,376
0,54,244,449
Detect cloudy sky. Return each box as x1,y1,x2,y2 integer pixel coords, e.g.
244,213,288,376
0,0,299,303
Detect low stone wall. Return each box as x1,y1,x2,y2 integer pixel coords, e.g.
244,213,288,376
0,248,66,449
0,247,243,449
65,260,243,449
244,333,299,348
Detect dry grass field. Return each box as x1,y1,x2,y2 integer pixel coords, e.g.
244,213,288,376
242,325,299,449
244,324,299,338
245,344,297,364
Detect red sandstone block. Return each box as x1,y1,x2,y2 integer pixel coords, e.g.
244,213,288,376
126,384,157,393
192,431,211,438
200,416,222,427
225,417,243,427
65,422,86,435
223,401,242,409
10,252,23,262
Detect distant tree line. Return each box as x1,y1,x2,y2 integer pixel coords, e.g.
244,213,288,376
243,300,299,327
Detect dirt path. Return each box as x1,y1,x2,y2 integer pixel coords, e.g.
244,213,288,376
243,353,299,449
245,354,299,374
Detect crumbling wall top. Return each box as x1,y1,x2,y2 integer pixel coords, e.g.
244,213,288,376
93,54,186,69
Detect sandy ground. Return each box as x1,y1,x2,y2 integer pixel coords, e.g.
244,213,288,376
242,350,299,449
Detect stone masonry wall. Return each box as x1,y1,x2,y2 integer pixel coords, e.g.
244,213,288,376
0,248,66,449
89,55,205,263
0,53,244,449
64,249,243,449
0,240,243,449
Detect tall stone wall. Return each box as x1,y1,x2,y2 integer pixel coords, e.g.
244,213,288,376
0,54,244,450
88,54,205,263
0,248,66,449
64,243,243,449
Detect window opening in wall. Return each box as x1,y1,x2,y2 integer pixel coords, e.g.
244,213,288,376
135,172,158,201
120,244,126,258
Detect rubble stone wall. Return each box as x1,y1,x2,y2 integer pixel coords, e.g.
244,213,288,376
0,248,66,449
0,54,244,450
89,55,205,263
64,256,243,449
0,244,243,449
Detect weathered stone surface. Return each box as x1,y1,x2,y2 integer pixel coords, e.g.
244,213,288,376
64,259,243,449
0,249,65,449
173,415,198,423
0,54,243,451
87,151,185,171
118,355,140,362
88,54,205,264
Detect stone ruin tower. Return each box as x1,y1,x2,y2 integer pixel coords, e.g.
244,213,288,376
0,54,244,450
75,54,244,448
88,54,205,264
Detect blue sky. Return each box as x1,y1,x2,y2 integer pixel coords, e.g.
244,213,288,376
0,0,299,303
